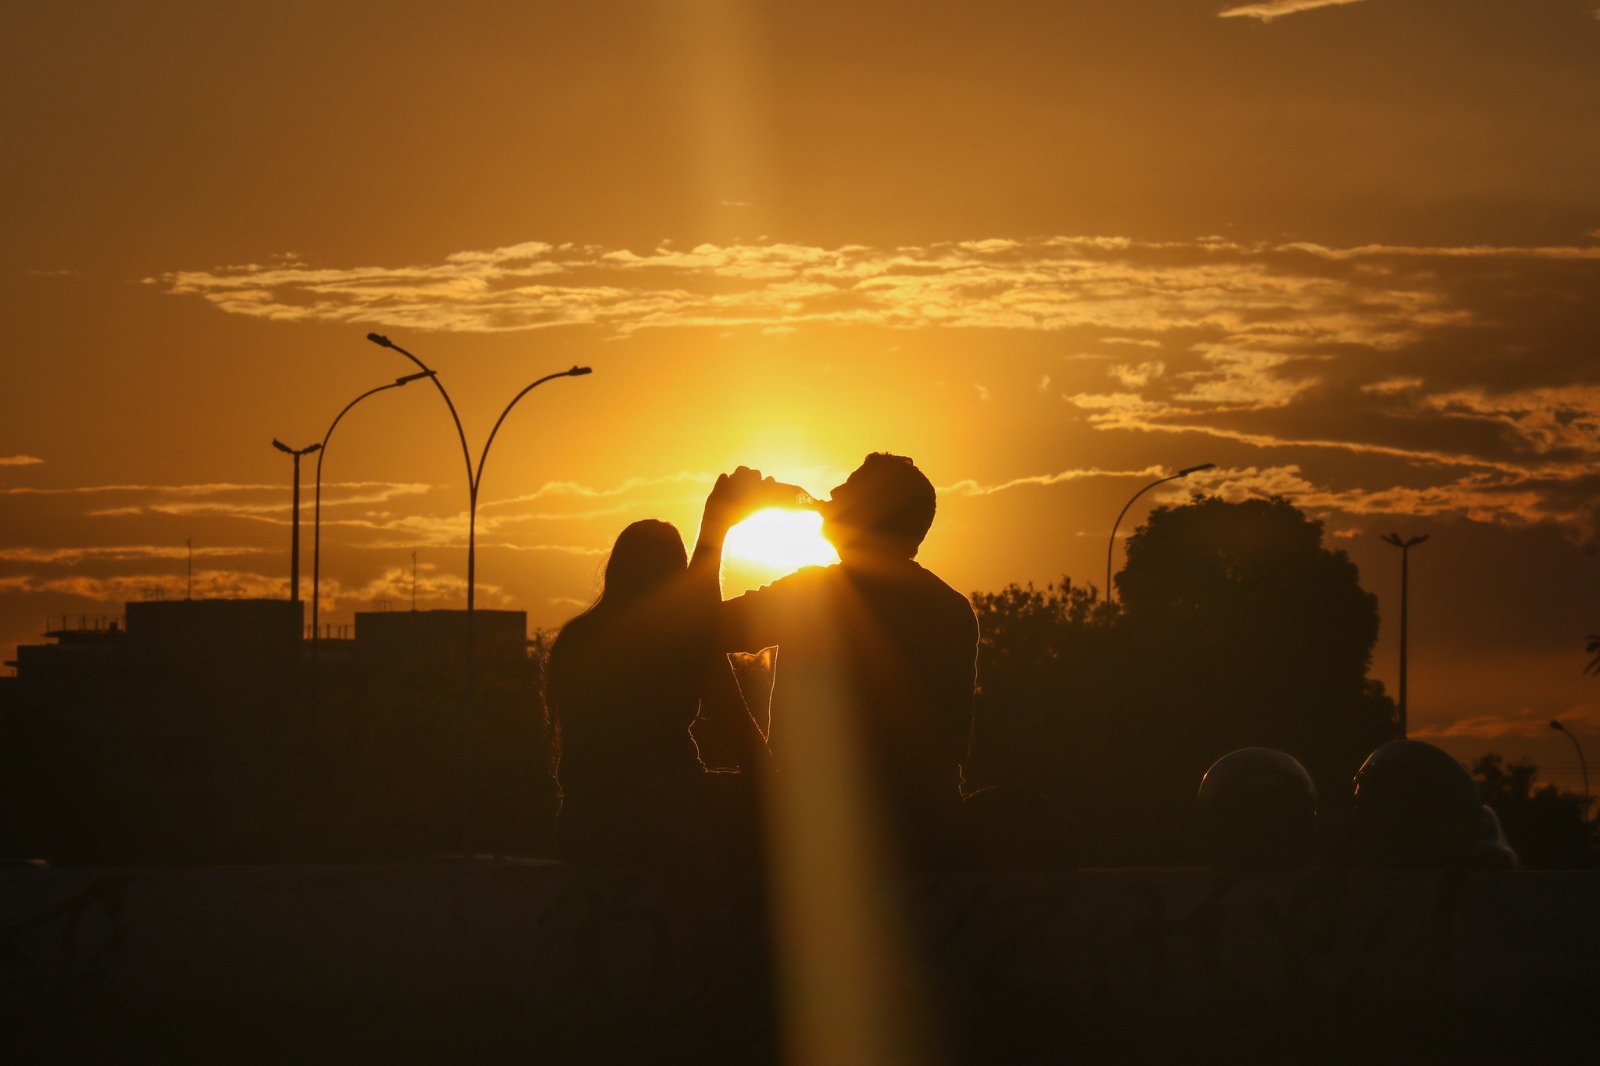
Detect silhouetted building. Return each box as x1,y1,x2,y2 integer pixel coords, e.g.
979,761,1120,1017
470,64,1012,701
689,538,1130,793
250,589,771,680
353,608,529,672
4,616,127,715
125,599,300,677
0,600,303,863
2,601,557,863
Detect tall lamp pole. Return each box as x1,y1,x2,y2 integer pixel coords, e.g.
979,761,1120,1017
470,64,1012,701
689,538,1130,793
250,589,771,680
272,437,321,862
365,333,591,854
272,440,323,606
1550,719,1591,821
1105,463,1215,605
1381,533,1429,738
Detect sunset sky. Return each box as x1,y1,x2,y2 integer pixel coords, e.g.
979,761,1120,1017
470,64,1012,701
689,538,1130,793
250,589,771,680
4,1,1599,787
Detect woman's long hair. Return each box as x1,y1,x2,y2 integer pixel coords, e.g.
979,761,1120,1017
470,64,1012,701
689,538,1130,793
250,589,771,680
592,519,689,611
543,520,690,774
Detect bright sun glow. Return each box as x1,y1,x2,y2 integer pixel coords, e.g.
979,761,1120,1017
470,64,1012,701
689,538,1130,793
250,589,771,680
724,508,839,573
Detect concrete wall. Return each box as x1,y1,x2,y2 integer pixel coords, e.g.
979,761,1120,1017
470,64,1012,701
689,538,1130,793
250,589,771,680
4,865,1597,1063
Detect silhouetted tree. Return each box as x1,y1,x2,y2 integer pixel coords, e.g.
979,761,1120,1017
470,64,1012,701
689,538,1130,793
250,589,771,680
965,579,1111,792
1472,753,1597,868
967,495,1397,864
1117,494,1395,806
1585,633,1600,675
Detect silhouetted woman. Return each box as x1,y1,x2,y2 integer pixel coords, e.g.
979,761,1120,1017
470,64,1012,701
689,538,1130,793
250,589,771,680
545,519,764,868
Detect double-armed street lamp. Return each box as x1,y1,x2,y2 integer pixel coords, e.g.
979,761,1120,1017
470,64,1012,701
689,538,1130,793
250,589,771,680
365,333,593,612
365,332,592,853
1550,719,1591,821
1104,463,1215,606
272,439,323,604
1381,532,1429,738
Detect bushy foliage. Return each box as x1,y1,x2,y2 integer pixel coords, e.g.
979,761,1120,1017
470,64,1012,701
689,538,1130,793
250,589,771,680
1472,753,1597,869
967,495,1398,864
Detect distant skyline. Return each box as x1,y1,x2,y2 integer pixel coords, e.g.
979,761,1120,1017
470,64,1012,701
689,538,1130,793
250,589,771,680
4,1,1599,787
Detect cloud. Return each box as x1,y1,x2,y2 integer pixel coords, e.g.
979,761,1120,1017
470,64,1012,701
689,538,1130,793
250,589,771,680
4,481,279,496
322,562,468,611
480,470,709,508
0,455,44,466
941,466,1168,497
487,543,611,556
1412,701,1600,741
0,545,273,565
147,236,1600,539
149,238,1600,366
3,479,434,520
1110,361,1166,389
1197,464,1576,529
150,236,1480,339
143,483,432,521
1218,0,1368,22
4,570,288,605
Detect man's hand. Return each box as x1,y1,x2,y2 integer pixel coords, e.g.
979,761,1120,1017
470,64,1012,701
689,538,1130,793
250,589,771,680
702,465,770,533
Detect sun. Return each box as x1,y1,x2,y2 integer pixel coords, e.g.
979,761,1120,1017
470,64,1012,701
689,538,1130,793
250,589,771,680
723,507,839,577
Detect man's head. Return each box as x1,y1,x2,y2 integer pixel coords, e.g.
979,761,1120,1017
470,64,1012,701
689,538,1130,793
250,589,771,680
822,453,937,559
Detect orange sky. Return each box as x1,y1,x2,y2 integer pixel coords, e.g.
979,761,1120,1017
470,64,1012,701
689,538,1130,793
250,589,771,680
4,0,1599,788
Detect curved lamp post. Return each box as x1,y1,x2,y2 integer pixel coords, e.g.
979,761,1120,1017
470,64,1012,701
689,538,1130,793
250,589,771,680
311,370,436,644
1104,463,1215,606
367,333,592,610
1381,533,1429,738
366,332,591,853
272,439,323,605
462,369,597,612
1550,719,1591,820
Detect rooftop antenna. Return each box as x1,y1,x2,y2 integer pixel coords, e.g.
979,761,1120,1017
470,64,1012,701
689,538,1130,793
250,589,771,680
411,552,418,611
186,537,194,600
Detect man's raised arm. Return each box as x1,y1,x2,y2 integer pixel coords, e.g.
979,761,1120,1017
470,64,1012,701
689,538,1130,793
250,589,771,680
690,465,768,603
689,467,775,770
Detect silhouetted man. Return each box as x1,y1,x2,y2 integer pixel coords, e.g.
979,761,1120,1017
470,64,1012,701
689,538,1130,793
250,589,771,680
693,454,979,861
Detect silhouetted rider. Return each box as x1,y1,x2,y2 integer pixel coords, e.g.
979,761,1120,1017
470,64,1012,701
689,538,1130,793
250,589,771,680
693,454,978,861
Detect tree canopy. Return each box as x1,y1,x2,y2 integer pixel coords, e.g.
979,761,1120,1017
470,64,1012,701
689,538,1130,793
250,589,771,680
1473,754,1597,869
1117,495,1393,793
968,494,1397,864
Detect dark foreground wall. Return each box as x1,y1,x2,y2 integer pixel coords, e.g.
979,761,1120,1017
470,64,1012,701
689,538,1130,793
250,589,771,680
4,865,1598,1064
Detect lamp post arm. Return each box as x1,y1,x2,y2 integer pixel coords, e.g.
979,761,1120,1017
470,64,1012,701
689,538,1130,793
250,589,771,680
1105,472,1183,605
1553,722,1591,817
474,367,588,491
320,380,412,457
369,335,475,496
312,379,407,639
467,367,590,617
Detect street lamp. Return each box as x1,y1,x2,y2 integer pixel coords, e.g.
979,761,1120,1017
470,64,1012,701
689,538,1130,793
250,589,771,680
365,332,591,853
1550,719,1591,820
310,371,436,644
272,439,323,604
1105,463,1215,606
1381,533,1429,738
366,333,592,611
